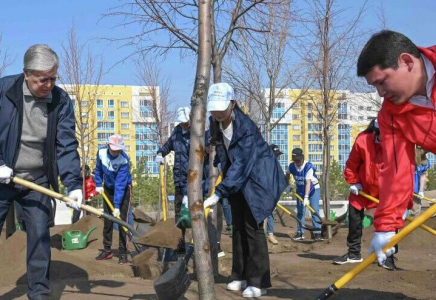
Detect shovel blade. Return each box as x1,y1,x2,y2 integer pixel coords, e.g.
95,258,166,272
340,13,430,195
154,258,190,300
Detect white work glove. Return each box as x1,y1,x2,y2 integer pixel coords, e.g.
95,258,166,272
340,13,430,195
402,209,408,220
418,191,424,199
113,208,120,218
284,185,292,193
349,183,363,196
155,153,164,164
182,195,188,208
204,194,220,208
67,189,83,211
369,231,396,265
0,165,13,184
96,186,104,194
303,195,310,206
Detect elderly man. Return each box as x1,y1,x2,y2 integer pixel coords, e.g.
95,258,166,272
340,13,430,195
0,44,82,300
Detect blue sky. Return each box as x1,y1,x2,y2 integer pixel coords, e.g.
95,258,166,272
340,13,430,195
1,0,435,110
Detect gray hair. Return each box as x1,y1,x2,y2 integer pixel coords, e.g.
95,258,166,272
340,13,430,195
23,44,59,72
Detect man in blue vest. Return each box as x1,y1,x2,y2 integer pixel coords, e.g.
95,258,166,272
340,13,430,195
286,148,322,241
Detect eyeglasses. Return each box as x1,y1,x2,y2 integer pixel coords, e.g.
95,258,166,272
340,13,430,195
35,75,59,84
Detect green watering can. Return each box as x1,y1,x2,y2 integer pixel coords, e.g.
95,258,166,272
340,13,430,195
62,226,97,250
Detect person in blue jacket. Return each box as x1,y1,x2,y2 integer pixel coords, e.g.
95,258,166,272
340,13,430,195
155,106,191,253
286,148,322,241
204,83,287,298
0,44,82,300
94,135,132,265
410,146,430,216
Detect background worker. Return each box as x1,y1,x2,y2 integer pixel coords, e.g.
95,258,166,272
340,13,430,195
357,30,436,267
410,146,430,216
286,148,322,241
0,44,82,300
94,135,132,265
155,106,191,253
333,120,391,267
204,82,287,298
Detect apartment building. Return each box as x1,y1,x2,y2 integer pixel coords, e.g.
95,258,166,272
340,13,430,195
62,84,160,175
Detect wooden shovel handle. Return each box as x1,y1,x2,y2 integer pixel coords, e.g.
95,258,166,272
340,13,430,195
12,176,103,217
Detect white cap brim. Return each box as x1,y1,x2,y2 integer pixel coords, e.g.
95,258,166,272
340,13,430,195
177,116,190,123
207,99,231,112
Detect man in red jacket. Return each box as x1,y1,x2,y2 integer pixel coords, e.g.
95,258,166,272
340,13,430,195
357,30,436,267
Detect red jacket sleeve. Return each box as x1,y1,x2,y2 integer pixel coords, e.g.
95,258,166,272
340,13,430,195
343,134,363,184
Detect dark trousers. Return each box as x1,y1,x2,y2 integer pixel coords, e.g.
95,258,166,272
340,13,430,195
229,191,271,289
102,185,131,254
347,204,365,255
174,186,186,244
0,181,52,299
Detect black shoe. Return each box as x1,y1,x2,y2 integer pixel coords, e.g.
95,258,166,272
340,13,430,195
226,225,232,231
95,249,113,261
333,253,363,265
313,233,324,242
176,240,186,254
379,255,397,271
292,233,304,241
118,253,128,265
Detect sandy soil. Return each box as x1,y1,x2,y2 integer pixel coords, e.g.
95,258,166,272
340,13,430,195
0,210,436,300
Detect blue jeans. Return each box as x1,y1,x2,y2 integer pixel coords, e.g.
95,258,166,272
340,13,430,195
221,198,232,226
266,211,275,234
296,189,321,234
0,181,52,299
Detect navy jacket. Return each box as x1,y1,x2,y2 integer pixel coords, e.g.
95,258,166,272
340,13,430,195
213,106,287,223
0,74,82,192
158,125,190,194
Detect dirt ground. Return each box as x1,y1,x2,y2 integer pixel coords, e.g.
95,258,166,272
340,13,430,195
0,209,436,300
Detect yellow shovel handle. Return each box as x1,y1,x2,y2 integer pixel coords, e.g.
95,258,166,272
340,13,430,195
359,191,436,237
413,193,436,204
293,192,316,214
101,191,128,233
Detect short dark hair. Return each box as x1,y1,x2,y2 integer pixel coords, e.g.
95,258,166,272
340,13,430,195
357,30,420,77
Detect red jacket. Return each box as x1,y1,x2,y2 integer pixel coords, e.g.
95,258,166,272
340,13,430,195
343,132,383,211
375,46,436,232
85,176,98,201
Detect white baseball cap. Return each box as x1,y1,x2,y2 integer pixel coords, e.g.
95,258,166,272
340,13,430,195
207,83,234,112
176,106,191,123
107,135,126,151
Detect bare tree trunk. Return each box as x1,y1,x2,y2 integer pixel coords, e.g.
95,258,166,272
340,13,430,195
188,0,216,298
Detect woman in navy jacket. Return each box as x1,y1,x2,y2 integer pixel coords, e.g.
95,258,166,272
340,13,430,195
204,83,287,298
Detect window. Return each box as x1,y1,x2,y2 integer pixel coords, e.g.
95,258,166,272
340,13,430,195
367,106,372,111
358,105,364,110
308,144,322,152
82,123,89,130
97,111,103,120
98,132,112,141
309,154,322,162
140,99,152,107
292,124,300,131
367,116,373,120
97,99,103,108
308,123,322,131
121,112,129,119
121,134,130,140
293,103,300,109
307,103,313,110
307,113,313,121
81,100,89,107
358,116,364,121
293,135,300,141
107,111,115,120
338,113,347,120
97,122,114,130
292,114,300,120
108,99,115,108
121,101,129,108
330,145,335,151
121,123,130,129
308,134,321,141
125,145,130,151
